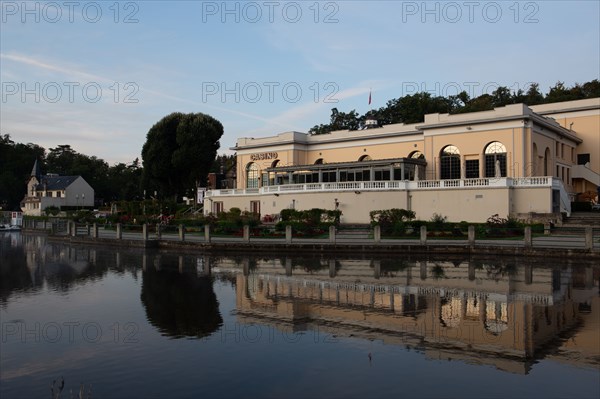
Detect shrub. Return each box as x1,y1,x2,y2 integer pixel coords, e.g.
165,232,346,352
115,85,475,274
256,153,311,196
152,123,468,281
44,206,60,216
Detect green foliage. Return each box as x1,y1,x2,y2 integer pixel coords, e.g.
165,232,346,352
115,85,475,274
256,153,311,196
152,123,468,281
480,214,524,237
429,213,448,228
370,208,416,234
141,112,224,200
0,135,45,210
44,206,60,216
277,208,341,235
308,80,599,134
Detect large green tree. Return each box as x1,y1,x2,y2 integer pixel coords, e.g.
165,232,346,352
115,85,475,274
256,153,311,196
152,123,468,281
141,112,223,199
0,134,46,210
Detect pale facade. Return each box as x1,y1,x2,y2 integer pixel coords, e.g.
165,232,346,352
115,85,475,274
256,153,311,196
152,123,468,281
205,98,600,223
21,162,95,216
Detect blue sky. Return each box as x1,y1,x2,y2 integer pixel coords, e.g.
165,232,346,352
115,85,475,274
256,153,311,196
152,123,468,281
1,0,599,164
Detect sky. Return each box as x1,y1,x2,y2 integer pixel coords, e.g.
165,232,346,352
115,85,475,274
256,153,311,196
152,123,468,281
1,0,599,165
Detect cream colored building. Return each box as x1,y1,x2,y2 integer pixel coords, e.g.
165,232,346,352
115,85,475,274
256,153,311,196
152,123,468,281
205,98,600,223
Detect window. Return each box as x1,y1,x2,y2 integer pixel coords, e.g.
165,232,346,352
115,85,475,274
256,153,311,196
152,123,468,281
465,160,479,178
246,162,259,188
374,169,391,181
577,153,590,165
484,142,507,178
250,201,260,214
409,150,425,160
440,145,461,179
358,155,372,162
213,201,224,214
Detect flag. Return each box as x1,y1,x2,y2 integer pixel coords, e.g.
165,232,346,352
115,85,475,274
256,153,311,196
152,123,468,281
368,90,372,105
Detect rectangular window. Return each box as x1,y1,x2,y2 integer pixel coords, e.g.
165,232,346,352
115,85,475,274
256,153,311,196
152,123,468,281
393,168,403,180
374,169,390,181
465,160,479,178
577,153,590,165
556,142,560,158
213,201,223,214
250,201,260,214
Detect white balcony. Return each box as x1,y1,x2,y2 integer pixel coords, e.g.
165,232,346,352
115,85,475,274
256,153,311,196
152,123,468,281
206,177,559,197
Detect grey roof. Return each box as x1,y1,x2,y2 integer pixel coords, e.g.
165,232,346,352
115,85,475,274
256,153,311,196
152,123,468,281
31,160,41,178
36,175,79,190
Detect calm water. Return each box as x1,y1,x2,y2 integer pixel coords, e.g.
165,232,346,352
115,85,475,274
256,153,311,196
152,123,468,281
1,233,599,398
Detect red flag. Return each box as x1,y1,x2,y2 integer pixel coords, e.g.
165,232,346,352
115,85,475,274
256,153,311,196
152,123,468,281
368,90,372,105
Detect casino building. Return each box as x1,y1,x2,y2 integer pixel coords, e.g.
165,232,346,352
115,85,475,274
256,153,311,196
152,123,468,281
204,98,600,223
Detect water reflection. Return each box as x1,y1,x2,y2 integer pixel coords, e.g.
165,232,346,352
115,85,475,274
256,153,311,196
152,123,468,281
1,232,598,377
217,255,599,374
140,254,223,338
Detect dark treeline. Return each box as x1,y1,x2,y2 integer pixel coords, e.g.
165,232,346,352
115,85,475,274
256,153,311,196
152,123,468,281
0,136,143,210
0,134,236,211
309,80,600,134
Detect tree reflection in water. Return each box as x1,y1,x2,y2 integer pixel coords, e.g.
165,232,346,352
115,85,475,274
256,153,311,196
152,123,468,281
140,255,223,339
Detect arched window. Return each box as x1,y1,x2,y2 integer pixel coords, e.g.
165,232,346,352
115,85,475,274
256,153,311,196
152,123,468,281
271,159,280,168
484,142,507,178
358,155,372,162
409,150,425,160
544,147,551,176
246,162,259,188
314,158,324,165
440,145,461,179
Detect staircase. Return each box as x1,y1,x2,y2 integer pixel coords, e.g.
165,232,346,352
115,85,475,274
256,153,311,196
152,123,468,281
336,225,372,240
561,212,600,228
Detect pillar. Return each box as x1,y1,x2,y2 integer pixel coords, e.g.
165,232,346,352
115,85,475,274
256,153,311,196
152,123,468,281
373,260,381,279
156,224,162,239
243,225,250,243
142,224,148,241
329,225,336,243
92,223,98,238
116,223,122,239
468,225,475,246
374,225,381,243
285,225,292,244
205,225,211,243
329,259,336,278
524,226,532,248
420,225,427,245
179,224,185,241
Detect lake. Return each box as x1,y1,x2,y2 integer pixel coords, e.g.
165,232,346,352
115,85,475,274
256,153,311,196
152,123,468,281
1,232,599,398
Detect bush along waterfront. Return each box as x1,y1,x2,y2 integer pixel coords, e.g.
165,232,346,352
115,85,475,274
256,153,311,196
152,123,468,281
370,209,544,240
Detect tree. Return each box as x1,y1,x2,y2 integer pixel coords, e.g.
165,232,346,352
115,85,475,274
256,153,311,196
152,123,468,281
141,112,223,200
0,134,45,210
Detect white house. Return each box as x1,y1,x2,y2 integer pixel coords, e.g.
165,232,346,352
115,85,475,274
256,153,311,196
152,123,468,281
21,160,95,216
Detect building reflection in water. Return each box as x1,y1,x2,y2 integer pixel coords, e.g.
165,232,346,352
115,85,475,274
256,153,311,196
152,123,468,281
1,233,598,375
219,255,599,374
